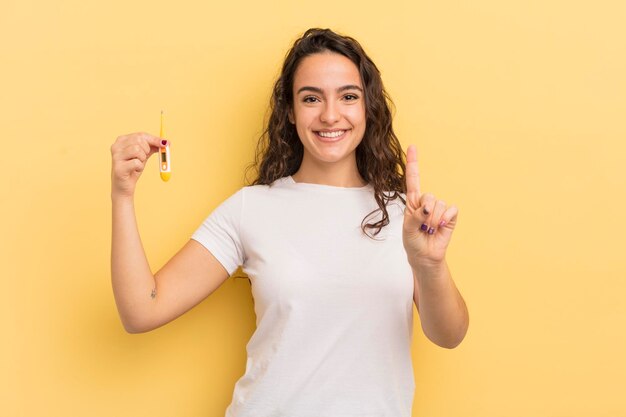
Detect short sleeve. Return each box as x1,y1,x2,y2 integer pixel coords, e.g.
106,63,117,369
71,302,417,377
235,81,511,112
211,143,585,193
191,188,245,276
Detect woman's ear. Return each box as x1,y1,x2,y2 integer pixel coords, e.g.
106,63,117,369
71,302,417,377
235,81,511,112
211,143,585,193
288,108,295,124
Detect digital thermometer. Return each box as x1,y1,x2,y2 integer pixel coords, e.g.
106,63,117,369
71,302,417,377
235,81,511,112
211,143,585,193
159,110,171,182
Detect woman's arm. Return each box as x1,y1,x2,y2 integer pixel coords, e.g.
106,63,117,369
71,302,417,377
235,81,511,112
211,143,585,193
111,195,158,332
402,144,468,348
110,133,231,333
413,261,469,349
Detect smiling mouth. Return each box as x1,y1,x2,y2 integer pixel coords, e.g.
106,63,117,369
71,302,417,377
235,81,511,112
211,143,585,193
314,129,350,142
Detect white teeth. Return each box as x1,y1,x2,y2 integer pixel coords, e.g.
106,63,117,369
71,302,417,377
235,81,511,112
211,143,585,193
317,130,345,138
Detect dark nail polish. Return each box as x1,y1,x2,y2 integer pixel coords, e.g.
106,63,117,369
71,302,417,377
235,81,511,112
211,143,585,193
420,223,428,231
428,227,435,235
161,139,167,146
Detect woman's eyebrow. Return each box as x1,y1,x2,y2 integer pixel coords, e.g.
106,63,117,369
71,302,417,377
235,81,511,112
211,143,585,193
297,85,363,95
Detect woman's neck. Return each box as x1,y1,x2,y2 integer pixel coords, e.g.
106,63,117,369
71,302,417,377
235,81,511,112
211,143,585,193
292,158,367,188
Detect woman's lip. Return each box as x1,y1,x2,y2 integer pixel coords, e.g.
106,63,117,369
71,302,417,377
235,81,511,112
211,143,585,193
314,129,349,142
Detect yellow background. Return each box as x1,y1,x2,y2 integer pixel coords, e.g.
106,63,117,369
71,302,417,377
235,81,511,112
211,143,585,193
2,0,625,416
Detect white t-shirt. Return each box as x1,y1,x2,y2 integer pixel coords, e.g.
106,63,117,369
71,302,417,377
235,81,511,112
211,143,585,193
191,175,415,417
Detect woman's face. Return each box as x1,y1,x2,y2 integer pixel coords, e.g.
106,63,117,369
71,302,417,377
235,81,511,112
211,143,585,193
289,51,366,166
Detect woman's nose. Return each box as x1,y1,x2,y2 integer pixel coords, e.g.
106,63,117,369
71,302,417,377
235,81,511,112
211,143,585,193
320,101,340,124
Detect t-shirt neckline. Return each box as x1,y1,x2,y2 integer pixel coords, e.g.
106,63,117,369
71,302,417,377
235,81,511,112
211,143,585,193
286,175,371,191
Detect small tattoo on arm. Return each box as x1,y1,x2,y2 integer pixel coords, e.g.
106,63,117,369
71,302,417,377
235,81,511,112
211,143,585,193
150,288,157,299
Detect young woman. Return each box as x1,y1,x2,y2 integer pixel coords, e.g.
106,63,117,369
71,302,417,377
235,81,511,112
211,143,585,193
110,28,468,417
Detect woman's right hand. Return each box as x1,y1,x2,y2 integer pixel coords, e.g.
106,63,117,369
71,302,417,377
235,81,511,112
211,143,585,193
110,132,169,199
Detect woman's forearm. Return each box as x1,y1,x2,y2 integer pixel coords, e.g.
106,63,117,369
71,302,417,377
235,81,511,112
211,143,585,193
412,261,469,348
111,195,157,333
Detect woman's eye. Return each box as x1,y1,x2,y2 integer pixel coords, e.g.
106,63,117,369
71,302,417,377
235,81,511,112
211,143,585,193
303,96,319,103
344,94,359,101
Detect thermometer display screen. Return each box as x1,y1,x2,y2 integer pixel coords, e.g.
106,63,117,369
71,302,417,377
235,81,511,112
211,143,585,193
161,152,167,163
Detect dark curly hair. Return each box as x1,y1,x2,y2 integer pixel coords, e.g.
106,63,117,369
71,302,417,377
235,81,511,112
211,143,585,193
244,28,408,239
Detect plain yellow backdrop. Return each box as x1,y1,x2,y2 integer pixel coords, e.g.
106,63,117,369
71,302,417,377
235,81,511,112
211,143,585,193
2,0,625,416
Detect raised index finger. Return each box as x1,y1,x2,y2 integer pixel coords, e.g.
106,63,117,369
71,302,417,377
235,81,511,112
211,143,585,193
406,144,422,208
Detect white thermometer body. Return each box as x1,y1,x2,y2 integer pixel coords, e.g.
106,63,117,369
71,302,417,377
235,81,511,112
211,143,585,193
159,144,171,181
159,110,171,182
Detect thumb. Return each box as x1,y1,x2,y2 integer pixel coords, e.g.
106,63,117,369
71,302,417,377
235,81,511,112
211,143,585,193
148,137,170,157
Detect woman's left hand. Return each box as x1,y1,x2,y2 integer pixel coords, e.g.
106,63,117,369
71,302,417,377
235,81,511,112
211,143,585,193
402,145,459,269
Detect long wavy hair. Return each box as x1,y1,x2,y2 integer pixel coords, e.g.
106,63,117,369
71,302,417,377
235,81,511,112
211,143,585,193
244,28,408,239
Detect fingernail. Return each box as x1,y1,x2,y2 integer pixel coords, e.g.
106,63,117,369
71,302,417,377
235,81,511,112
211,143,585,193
420,223,428,231
161,139,167,146
428,227,435,235
439,220,446,227
423,207,430,215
